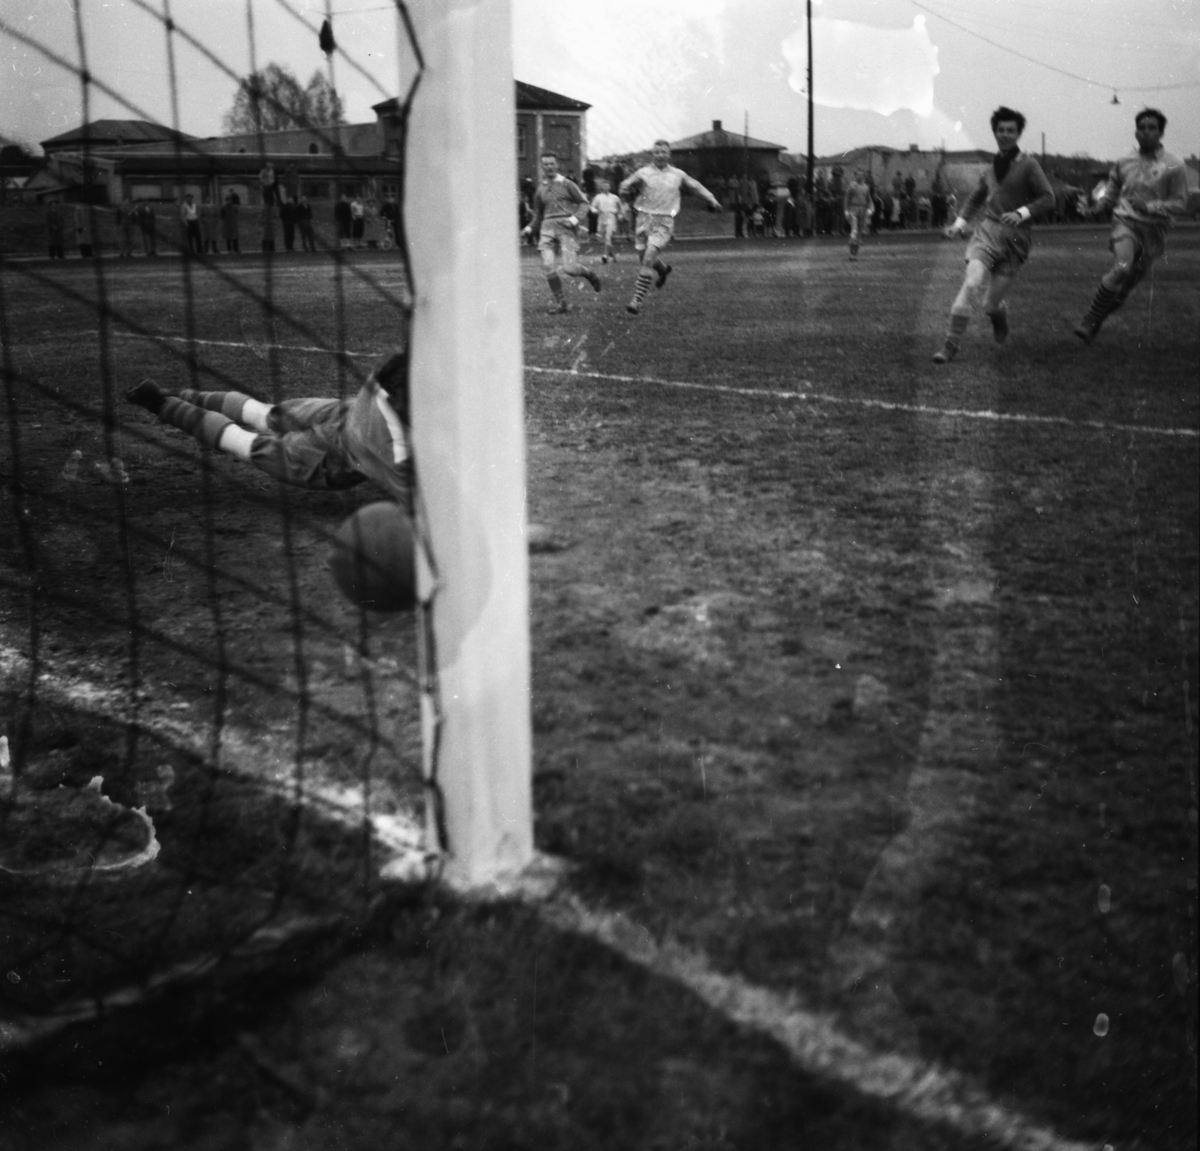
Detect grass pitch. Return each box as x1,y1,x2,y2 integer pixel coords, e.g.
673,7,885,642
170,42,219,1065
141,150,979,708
0,227,1196,1150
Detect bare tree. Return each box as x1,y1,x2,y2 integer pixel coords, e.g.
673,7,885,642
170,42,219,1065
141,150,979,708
223,64,345,135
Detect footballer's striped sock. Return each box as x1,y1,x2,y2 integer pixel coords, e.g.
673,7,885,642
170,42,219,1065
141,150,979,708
1084,284,1122,328
177,390,272,431
159,397,235,450
633,268,653,305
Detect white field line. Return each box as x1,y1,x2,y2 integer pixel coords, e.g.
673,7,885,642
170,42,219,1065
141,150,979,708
2,655,1090,1147
529,364,1198,440
89,331,1196,440
544,897,1094,1151
0,639,431,878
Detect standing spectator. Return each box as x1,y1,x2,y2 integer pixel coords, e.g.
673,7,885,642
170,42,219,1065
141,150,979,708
843,168,873,260
334,193,353,249
220,193,241,253
45,199,66,259
74,202,98,258
380,193,400,249
870,188,885,234
200,195,220,253
283,162,300,204
137,200,158,255
279,194,297,252
297,196,317,252
261,203,277,252
259,163,277,206
363,198,384,248
116,197,137,258
918,194,932,229
583,167,599,242
350,195,365,247
180,193,202,255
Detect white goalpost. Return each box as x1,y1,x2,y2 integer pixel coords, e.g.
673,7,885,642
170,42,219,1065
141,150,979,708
403,0,535,889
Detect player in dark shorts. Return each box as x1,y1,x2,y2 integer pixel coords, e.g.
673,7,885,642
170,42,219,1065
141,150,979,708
932,107,1055,364
124,351,411,510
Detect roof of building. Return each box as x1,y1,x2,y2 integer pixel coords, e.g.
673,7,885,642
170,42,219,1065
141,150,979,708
515,81,590,112
41,119,196,150
671,124,784,152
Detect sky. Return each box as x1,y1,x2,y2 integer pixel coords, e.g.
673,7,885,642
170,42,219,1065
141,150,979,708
1,0,1197,161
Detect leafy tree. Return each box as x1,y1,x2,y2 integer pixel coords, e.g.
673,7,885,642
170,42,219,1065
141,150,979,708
223,63,345,135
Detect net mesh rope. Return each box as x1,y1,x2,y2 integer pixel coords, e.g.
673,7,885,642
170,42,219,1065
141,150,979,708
0,0,438,1053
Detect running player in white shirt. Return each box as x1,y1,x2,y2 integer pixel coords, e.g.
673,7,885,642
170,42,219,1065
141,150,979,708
1073,108,1189,344
591,180,623,264
618,140,722,315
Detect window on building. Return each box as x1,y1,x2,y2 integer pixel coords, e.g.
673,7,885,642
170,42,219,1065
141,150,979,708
517,124,527,159
304,181,329,199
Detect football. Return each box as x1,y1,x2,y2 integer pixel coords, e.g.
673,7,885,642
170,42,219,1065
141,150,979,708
328,501,416,612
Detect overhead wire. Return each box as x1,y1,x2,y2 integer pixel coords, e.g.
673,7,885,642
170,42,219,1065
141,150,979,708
909,0,1200,93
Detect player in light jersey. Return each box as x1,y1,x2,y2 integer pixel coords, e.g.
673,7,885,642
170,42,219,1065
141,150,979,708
1074,108,1189,344
522,152,602,314
843,170,874,261
932,106,1055,364
618,140,723,315
124,351,412,511
591,180,623,264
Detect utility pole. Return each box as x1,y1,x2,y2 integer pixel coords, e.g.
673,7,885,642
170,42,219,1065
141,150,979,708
806,0,814,200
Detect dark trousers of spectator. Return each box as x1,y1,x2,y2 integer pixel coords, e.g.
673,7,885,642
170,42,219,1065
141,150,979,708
185,221,202,254
141,227,157,255
282,221,296,251
734,205,744,238
299,222,316,252
49,244,64,259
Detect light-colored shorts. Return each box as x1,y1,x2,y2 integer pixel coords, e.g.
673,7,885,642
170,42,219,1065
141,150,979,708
598,214,618,242
635,212,675,252
538,217,580,259
1110,217,1167,265
966,216,1033,276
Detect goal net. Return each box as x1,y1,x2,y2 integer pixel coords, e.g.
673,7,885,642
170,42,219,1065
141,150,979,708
0,0,530,1060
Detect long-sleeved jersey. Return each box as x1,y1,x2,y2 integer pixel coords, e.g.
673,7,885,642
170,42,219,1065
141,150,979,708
961,151,1055,225
619,164,719,216
339,378,412,508
1098,146,1188,227
530,174,588,232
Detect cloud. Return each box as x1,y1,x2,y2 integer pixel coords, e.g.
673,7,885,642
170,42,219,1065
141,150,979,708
782,16,939,118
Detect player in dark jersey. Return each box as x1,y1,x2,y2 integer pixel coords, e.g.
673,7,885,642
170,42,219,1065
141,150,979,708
124,351,412,510
932,107,1055,364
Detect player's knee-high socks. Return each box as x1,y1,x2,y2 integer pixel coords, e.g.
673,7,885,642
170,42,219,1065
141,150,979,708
159,397,235,449
176,390,273,431
1079,283,1123,336
943,309,970,352
630,268,653,308
546,271,565,306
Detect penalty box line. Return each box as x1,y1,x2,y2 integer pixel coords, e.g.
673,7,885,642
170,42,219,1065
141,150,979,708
528,364,1199,441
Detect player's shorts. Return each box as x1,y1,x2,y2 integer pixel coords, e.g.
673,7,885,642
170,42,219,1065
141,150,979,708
252,399,364,489
965,216,1033,276
846,208,870,237
635,212,675,252
1109,217,1166,266
598,214,618,242
537,217,580,259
